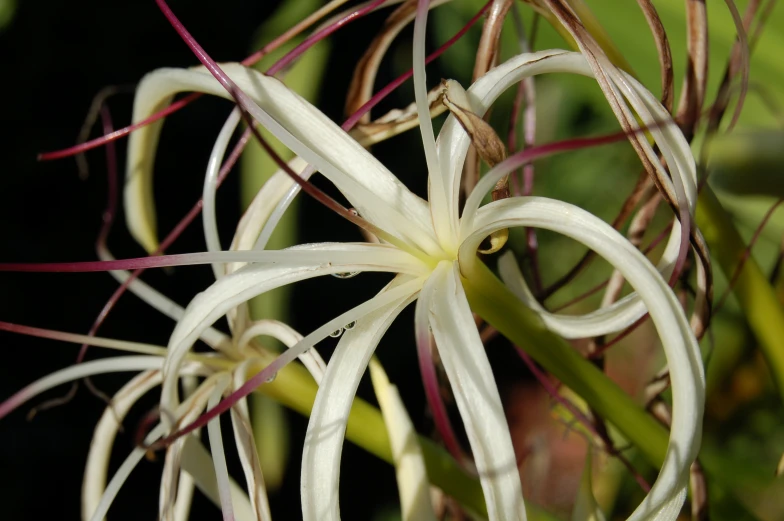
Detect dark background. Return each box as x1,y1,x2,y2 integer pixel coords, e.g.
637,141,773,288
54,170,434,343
0,1,525,520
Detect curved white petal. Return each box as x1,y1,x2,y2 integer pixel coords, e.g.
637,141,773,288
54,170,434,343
179,436,258,521
97,245,229,350
461,197,704,521
203,107,242,279
413,0,454,251
301,276,418,521
237,320,326,384
82,370,162,521
443,50,695,286
369,360,437,521
230,158,304,261
423,261,526,521
126,64,438,255
0,356,176,420
231,361,273,521
161,243,426,416
88,374,228,521
497,251,640,338
206,376,235,521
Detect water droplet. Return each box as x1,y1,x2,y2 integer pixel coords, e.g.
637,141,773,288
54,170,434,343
264,372,277,383
332,271,360,279
329,328,344,338
344,321,356,331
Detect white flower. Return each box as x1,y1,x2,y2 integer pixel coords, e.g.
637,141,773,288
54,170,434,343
2,4,704,521
120,4,705,519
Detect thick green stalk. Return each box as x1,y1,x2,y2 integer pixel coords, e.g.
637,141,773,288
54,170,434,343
696,187,784,400
462,260,670,467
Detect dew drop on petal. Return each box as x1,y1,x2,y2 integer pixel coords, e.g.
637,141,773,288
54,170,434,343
344,321,356,330
331,271,360,279
265,372,277,383
329,328,344,338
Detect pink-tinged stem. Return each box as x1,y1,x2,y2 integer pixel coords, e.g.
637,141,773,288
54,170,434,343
0,252,250,273
267,0,388,76
415,328,471,469
714,197,784,312
38,94,199,161
77,129,252,362
149,353,290,451
515,346,651,492
39,0,383,162
76,105,120,363
589,314,649,359
343,0,491,130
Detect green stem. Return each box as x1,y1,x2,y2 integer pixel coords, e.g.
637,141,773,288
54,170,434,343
462,260,670,467
696,187,784,401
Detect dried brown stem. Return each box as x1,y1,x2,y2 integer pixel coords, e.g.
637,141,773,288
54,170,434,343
462,0,514,196
635,0,674,111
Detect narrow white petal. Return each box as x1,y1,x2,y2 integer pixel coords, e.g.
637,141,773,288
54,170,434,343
206,376,235,521
413,0,454,250
88,374,218,521
161,243,422,409
179,436,257,521
204,108,242,279
450,50,696,287
231,360,273,521
0,356,169,420
462,197,704,521
230,158,304,260
98,244,230,350
237,320,326,384
498,251,640,338
127,64,438,255
424,261,526,521
161,244,426,416
369,360,437,521
301,276,419,521
82,370,162,521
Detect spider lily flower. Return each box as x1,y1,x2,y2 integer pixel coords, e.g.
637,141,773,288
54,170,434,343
0,317,326,521
118,2,704,517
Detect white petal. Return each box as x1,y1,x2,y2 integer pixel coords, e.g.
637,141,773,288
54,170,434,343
423,261,526,521
97,244,230,350
237,320,326,384
461,197,704,521
179,436,258,521
301,276,419,521
206,376,235,521
88,374,219,521
203,108,242,279
0,356,173,420
497,251,640,338
413,0,455,250
369,359,437,521
161,243,426,417
229,158,304,262
231,361,273,521
126,64,438,255
447,50,696,287
82,370,162,521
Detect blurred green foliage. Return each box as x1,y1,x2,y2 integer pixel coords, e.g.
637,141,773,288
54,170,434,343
0,0,16,30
